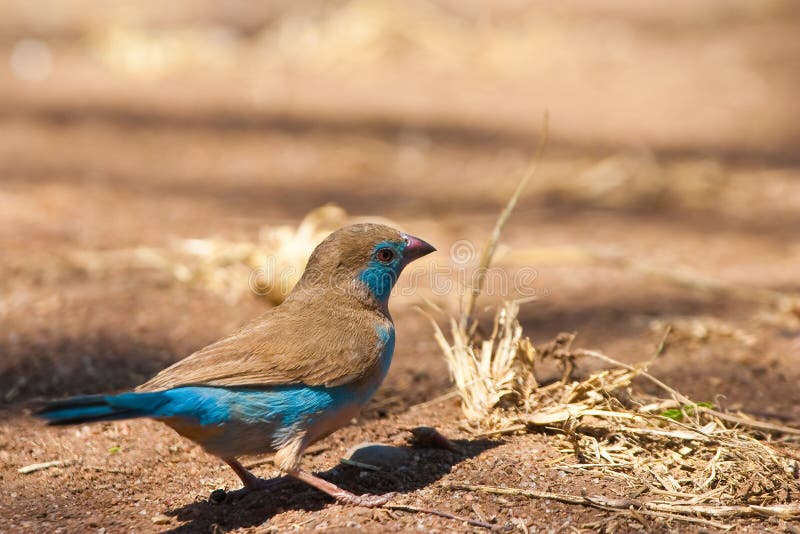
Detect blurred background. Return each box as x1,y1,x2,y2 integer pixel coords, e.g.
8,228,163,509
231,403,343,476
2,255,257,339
2,0,800,419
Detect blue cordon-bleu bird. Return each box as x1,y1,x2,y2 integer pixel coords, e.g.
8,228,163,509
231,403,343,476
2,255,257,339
37,223,435,507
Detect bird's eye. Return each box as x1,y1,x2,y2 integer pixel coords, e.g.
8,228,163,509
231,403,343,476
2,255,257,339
375,248,395,263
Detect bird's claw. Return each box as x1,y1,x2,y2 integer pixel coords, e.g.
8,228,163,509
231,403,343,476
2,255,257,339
336,491,397,507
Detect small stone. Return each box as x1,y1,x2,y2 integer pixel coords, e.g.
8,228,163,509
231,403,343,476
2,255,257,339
151,514,171,525
344,443,413,470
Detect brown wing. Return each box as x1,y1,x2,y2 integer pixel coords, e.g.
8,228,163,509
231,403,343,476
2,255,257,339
136,296,391,392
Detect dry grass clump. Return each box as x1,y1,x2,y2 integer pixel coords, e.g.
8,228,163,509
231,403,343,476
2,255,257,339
431,303,800,528
430,299,536,424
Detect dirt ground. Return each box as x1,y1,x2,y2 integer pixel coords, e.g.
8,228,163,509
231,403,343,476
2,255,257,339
1,2,800,532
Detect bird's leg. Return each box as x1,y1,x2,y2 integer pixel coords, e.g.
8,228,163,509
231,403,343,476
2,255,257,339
287,468,396,507
276,433,394,507
215,458,287,500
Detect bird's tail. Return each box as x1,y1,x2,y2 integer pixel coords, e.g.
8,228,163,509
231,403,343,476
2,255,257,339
36,391,170,426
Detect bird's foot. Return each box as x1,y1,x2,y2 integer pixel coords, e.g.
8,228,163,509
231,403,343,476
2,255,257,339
335,491,397,508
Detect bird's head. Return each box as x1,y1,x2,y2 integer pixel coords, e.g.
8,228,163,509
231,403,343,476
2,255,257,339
293,223,435,306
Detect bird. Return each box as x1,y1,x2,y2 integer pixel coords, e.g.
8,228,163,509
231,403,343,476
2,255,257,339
37,223,435,507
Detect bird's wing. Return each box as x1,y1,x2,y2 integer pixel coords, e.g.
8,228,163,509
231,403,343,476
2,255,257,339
136,299,391,392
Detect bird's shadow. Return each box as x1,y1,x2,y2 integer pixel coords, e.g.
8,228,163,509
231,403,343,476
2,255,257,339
164,438,499,532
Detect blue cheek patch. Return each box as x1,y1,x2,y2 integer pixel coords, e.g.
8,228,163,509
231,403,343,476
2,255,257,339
358,240,406,301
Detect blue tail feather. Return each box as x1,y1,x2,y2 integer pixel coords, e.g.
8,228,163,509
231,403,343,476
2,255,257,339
37,391,170,426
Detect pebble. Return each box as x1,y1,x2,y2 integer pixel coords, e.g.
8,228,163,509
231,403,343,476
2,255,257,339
345,442,412,470
151,514,171,525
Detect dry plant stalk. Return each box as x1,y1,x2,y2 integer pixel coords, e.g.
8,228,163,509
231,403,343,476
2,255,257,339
430,300,535,424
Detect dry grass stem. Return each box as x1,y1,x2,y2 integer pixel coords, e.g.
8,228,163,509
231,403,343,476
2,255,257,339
382,503,496,530
463,113,548,325
430,300,536,424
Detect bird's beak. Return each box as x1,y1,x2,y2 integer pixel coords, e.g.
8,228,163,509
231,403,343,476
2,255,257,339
402,233,436,263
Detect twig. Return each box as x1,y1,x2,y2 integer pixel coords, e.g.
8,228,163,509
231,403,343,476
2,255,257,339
576,350,691,405
383,503,497,530
697,407,800,436
18,459,71,474
622,508,732,530
448,481,800,522
616,426,710,442
652,325,672,360
577,349,800,436
444,483,733,530
463,113,549,327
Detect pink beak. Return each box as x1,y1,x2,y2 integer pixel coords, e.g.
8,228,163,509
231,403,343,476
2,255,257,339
401,233,436,263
